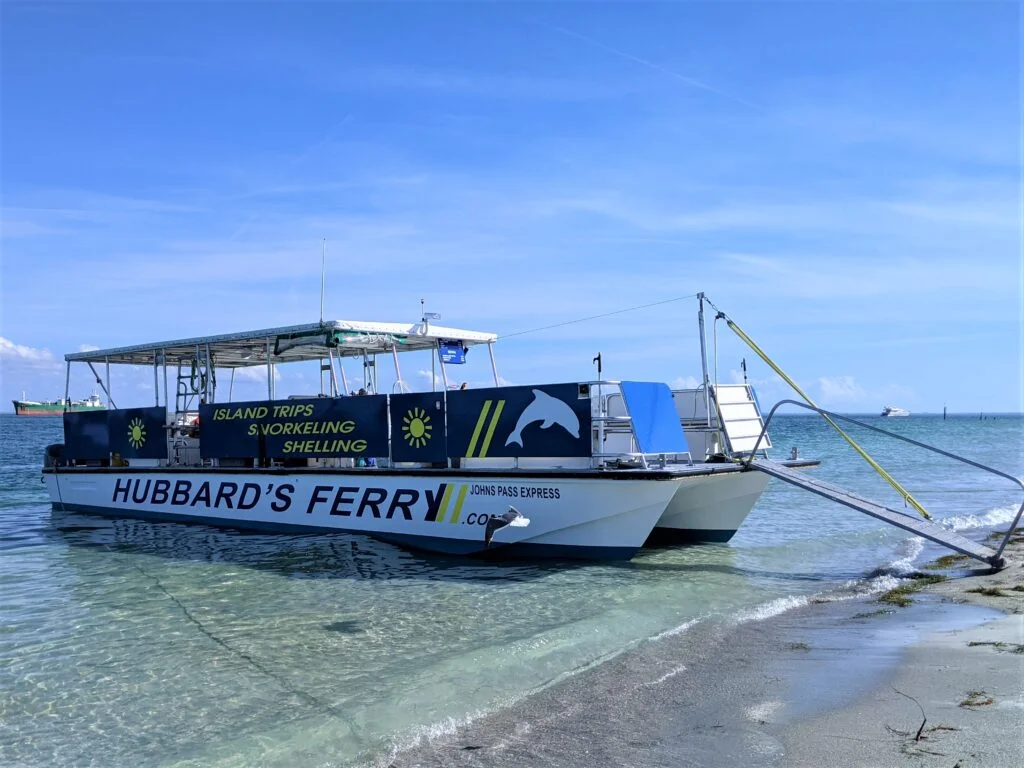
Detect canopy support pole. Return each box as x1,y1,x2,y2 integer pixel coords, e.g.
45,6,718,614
87,361,117,410
327,350,340,396
487,342,499,386
437,348,449,390
696,293,712,427
162,350,169,414
266,338,273,400
205,342,213,403
391,344,404,393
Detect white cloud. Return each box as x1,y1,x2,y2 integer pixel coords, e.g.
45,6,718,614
805,376,918,412
325,65,638,101
816,375,866,403
417,369,445,389
234,366,282,383
671,375,701,389
874,383,917,407
1,217,58,238
78,344,100,352
414,369,511,391
714,250,1015,302
0,336,55,362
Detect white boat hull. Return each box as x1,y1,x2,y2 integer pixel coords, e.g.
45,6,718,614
646,469,770,545
44,470,684,560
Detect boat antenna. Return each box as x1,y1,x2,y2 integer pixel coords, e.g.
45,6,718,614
593,352,602,380
319,238,327,324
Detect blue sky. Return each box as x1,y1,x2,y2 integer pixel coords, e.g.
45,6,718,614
1,1,1020,412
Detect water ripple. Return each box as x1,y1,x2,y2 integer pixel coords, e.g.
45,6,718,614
0,413,1020,767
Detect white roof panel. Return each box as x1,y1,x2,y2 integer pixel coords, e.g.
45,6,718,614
64,320,497,368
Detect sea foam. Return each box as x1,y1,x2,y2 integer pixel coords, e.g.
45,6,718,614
939,504,1019,532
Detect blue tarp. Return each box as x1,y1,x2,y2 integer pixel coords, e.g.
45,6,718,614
620,381,690,454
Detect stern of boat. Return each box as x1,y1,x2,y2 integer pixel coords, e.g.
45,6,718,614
645,468,770,546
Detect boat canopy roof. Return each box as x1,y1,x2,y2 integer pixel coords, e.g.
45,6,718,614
65,320,498,368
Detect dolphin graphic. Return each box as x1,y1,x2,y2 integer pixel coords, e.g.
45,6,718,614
505,389,580,447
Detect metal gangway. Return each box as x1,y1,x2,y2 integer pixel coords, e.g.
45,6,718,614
744,400,1023,570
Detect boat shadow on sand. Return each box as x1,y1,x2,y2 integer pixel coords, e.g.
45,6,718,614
48,509,835,589
48,508,586,585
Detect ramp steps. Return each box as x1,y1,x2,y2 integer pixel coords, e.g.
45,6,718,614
750,460,1003,568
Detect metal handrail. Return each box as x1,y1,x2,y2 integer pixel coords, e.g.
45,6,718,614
748,399,1024,561
591,451,690,459
591,450,693,470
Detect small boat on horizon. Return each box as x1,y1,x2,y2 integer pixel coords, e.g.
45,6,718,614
881,405,910,417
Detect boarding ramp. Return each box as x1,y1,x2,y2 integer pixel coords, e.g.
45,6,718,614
750,459,1004,567
745,400,1023,570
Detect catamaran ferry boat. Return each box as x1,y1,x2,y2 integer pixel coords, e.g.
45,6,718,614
40,302,807,561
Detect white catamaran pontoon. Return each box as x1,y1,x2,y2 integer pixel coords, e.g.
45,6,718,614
42,301,803,560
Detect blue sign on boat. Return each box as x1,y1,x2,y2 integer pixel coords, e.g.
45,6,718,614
390,392,447,463
109,407,169,460
446,383,592,458
63,410,111,461
63,407,169,461
438,340,466,364
198,397,389,459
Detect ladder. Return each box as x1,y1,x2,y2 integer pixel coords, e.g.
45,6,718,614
711,384,771,456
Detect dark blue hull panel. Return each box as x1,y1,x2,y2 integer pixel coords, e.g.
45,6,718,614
643,526,738,547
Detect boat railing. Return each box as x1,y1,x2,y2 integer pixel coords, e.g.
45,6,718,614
585,379,694,467
56,378,697,472
589,451,692,469
750,400,1024,562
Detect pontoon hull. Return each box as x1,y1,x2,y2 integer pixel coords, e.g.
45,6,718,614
646,469,770,545
44,469,683,560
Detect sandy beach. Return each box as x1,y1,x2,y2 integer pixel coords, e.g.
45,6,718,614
387,530,1024,768
779,532,1024,768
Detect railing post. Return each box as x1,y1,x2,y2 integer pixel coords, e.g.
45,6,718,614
697,293,712,428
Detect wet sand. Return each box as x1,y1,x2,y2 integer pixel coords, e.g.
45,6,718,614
384,532,1023,768
781,543,1024,768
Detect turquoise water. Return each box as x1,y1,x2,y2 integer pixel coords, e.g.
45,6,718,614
1,413,1020,767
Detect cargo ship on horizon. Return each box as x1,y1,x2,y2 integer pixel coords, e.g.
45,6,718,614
13,394,105,416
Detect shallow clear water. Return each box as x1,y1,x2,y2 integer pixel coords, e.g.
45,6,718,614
1,413,1020,767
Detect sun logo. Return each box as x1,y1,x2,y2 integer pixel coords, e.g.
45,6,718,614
127,417,147,449
402,407,432,448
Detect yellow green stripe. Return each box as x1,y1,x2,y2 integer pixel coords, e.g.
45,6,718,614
466,400,492,457
478,400,505,458
435,483,455,523
449,485,469,524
